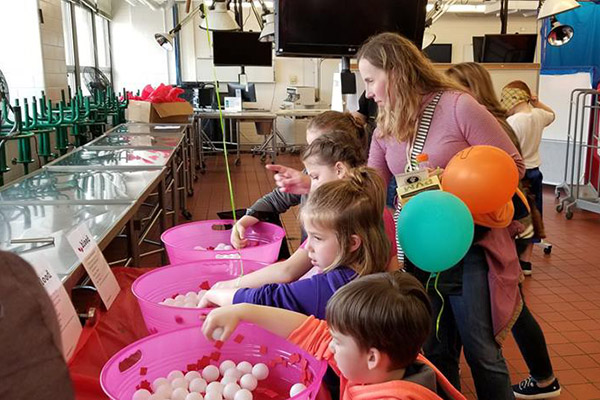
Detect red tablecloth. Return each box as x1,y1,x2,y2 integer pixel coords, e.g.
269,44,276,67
68,267,154,400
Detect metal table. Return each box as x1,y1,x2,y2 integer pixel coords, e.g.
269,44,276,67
0,203,133,291
46,148,174,170
0,168,169,271
0,169,164,205
193,110,277,172
105,122,196,186
86,130,192,220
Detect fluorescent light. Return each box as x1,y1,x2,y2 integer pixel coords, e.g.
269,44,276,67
426,4,486,13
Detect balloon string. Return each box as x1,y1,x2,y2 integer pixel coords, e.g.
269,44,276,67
202,3,243,277
426,272,445,341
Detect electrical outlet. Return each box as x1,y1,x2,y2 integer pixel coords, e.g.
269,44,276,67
289,75,298,85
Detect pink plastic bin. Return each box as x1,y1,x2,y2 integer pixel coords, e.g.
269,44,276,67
132,259,267,333
100,323,328,400
161,219,285,264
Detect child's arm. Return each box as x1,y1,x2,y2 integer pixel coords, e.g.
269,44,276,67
211,248,312,289
202,304,308,342
530,95,555,116
201,267,354,318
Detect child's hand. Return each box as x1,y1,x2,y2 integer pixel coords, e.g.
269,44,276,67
201,304,245,342
231,223,248,249
266,164,310,195
230,216,259,250
198,288,237,308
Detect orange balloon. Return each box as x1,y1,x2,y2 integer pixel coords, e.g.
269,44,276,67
442,145,519,214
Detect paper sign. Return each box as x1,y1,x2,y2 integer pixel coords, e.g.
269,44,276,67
224,96,242,112
29,257,82,361
66,225,121,309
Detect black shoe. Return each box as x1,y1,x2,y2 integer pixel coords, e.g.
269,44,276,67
513,376,561,399
520,260,532,276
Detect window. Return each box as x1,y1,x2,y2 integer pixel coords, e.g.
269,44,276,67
61,1,112,96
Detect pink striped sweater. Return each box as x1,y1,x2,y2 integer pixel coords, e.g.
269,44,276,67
368,90,525,344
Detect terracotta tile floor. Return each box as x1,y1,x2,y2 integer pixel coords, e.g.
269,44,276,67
189,153,600,399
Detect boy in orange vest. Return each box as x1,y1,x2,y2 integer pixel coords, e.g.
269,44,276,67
203,271,465,400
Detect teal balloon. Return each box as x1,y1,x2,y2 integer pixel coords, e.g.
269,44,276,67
397,191,474,273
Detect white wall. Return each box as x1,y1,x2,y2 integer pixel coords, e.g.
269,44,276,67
110,0,174,93
430,13,540,64
39,0,69,101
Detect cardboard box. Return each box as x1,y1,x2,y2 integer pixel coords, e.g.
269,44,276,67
127,100,194,123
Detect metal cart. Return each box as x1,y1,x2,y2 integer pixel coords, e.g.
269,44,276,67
555,88,600,220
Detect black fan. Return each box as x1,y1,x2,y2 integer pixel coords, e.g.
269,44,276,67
0,68,9,105
82,66,111,94
0,68,9,126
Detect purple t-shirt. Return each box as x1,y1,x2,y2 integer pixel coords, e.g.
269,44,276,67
233,266,356,319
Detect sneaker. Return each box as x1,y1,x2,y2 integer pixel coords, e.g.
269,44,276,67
513,376,561,399
520,260,532,276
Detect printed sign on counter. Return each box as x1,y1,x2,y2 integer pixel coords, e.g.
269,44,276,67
29,257,82,361
66,225,121,309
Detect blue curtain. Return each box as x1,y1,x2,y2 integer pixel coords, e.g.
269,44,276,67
541,2,600,86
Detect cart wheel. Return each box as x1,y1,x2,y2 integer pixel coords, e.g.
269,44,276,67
201,161,206,170
556,204,564,213
555,191,561,199
182,210,193,220
565,210,573,220
280,147,287,154
260,154,267,163
543,245,552,255
187,189,194,196
234,158,241,166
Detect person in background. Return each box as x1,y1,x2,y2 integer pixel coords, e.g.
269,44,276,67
0,251,74,400
359,32,524,399
202,271,466,400
501,81,555,277
446,63,561,399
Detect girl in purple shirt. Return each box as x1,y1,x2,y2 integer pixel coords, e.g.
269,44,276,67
198,166,390,320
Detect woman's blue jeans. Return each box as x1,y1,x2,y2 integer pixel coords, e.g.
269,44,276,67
423,246,515,400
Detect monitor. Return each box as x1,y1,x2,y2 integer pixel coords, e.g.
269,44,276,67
481,34,537,63
213,31,273,67
473,36,484,62
227,83,257,102
423,44,452,63
275,0,427,57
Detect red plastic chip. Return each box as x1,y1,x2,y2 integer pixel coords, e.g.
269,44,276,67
214,340,224,349
210,351,221,361
139,367,148,376
259,345,268,355
233,334,244,343
289,353,301,364
199,281,211,290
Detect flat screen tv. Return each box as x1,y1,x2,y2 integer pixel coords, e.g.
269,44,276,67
473,36,484,62
424,44,452,63
275,0,427,57
213,31,273,67
481,34,537,63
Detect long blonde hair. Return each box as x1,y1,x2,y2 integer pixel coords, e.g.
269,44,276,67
300,166,389,276
357,32,463,142
445,62,522,152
